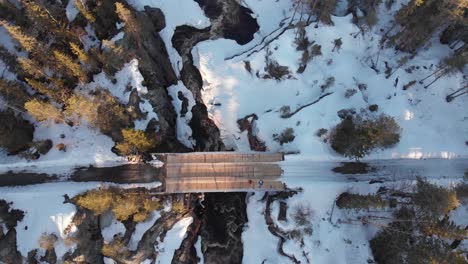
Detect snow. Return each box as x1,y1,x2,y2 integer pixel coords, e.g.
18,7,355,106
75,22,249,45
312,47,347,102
65,0,79,22
450,204,468,227
129,211,161,250
193,0,468,159
0,182,96,257
89,59,148,103
243,162,466,264
124,0,211,147
0,223,7,236
195,236,204,264
0,122,125,175
156,217,193,263
82,24,100,50
0,59,17,81
0,181,161,258
0,25,26,56
89,58,158,131
167,81,196,148
0,59,161,174
242,192,289,263
104,257,117,264
102,219,126,242
279,182,382,264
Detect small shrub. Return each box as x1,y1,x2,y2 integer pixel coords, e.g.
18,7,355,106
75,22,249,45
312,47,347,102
111,194,141,221
344,89,357,98
56,143,66,152
133,211,150,222
279,106,291,118
74,189,159,222
273,128,295,145
403,80,417,90
25,99,63,122
332,38,342,52
264,60,291,81
413,178,459,221
39,233,58,250
243,60,252,73
75,189,113,215
310,44,322,58
115,128,159,155
292,203,313,227
315,128,328,137
330,114,401,159
171,198,185,214
320,77,335,93
102,235,130,259
303,226,313,236
289,229,302,241
368,104,379,112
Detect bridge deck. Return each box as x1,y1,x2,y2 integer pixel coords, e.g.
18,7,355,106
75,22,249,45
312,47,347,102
159,152,285,193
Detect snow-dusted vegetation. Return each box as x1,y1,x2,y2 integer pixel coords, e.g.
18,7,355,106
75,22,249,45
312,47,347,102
0,0,466,263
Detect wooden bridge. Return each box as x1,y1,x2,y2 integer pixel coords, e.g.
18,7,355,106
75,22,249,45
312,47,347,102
154,152,285,193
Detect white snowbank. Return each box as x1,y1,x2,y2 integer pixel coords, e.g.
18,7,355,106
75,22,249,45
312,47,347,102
102,219,126,242
242,192,289,263
195,235,204,264
168,81,196,148
156,217,193,263
129,211,161,250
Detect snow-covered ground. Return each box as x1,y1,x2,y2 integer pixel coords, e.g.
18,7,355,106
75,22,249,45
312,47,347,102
0,181,161,257
243,177,466,264
194,0,468,160
0,0,467,262
156,217,193,263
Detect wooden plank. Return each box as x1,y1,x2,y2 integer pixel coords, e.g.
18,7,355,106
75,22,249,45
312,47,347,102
165,180,284,193
165,163,283,178
162,152,284,164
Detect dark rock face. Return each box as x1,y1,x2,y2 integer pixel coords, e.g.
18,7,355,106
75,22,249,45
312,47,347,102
121,5,190,152
278,201,288,221
178,91,189,117
40,248,57,264
200,193,247,264
189,103,225,151
127,90,145,120
173,25,224,151
144,6,166,32
0,110,34,155
194,0,259,44
172,214,202,264
222,5,259,45
86,0,120,40
172,0,260,151
0,201,25,263
0,229,23,263
63,208,104,264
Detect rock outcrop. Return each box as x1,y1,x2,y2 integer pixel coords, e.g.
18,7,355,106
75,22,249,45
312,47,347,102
200,193,247,263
